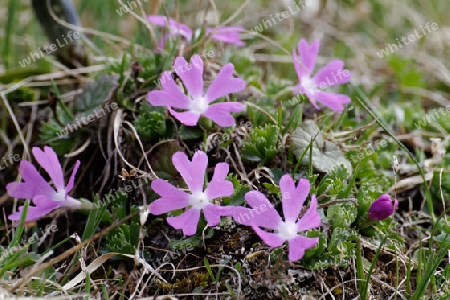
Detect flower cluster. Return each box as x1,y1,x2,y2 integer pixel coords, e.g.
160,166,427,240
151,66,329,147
6,23,358,263
149,150,321,261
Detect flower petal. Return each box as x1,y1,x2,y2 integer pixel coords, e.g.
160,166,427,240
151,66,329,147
8,160,55,199
172,151,207,192
65,160,80,194
313,60,351,88
204,63,246,103
280,176,310,222
8,202,60,222
148,71,190,109
204,163,233,200
313,91,351,112
203,204,233,226
6,182,36,200
252,225,285,247
32,146,65,191
174,55,204,99
241,191,282,229
287,235,319,262
296,195,321,231
149,179,190,214
293,47,306,80
203,102,244,127
298,39,320,74
147,15,192,39
167,208,201,236
206,26,245,46
167,107,201,126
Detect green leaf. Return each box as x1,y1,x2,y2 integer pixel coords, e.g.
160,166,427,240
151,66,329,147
329,228,358,254
74,73,119,117
327,203,358,229
179,125,203,140
134,103,167,140
291,120,352,173
242,124,280,163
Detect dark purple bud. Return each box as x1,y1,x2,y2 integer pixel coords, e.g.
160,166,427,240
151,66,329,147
368,194,398,221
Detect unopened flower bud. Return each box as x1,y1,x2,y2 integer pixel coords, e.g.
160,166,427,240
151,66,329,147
368,194,398,221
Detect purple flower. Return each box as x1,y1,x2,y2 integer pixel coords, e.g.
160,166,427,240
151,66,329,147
147,15,245,48
149,151,235,236
368,194,398,221
232,175,321,262
292,39,352,112
6,146,81,222
148,54,245,127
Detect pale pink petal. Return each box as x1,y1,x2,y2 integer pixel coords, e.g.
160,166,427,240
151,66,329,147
147,15,192,39
204,64,246,103
287,235,319,261
150,179,190,214
172,151,207,192
167,107,201,126
296,195,321,232
280,176,310,222
32,194,62,208
292,47,306,80
242,191,282,230
204,163,233,200
174,55,204,99
6,182,37,200
207,26,245,46
203,204,233,226
313,91,351,112
232,206,256,225
313,60,351,88
298,39,320,74
252,225,285,247
8,160,55,198
8,203,59,222
148,71,190,109
65,160,80,194
203,102,244,127
167,208,201,236
32,146,65,190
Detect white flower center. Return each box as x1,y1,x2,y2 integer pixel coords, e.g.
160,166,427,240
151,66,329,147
301,76,318,95
277,220,298,240
189,97,209,114
54,189,66,202
189,191,209,209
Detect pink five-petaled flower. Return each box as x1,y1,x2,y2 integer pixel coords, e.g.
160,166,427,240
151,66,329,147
147,54,245,127
149,151,234,236
6,146,81,222
232,175,321,262
147,15,245,49
368,194,398,221
292,39,352,112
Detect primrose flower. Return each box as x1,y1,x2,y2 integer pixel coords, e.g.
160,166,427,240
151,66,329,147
7,146,81,222
149,151,234,236
148,54,245,127
232,175,321,262
292,39,352,112
368,194,398,221
147,15,245,48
